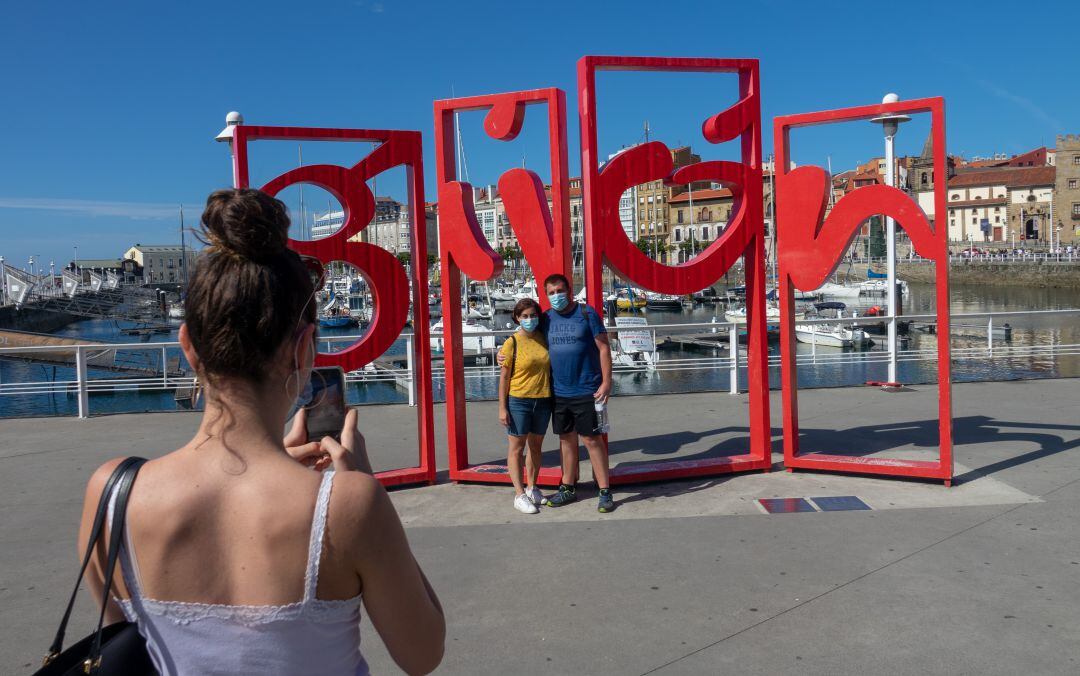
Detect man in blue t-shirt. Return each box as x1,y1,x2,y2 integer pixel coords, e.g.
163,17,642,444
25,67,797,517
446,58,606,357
540,273,614,512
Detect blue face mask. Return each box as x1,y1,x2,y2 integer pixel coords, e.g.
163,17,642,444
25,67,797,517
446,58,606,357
520,317,539,332
548,292,569,311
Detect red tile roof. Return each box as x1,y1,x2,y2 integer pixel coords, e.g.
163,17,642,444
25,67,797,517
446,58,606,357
948,166,1055,189
668,188,734,203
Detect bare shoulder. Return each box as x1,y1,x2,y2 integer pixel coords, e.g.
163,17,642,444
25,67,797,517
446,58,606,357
329,471,393,532
84,456,129,502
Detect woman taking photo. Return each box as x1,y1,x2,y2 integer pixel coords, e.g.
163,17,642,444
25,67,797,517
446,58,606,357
77,189,444,675
498,298,551,515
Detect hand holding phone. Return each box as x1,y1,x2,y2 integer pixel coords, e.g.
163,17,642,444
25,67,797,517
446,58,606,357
305,366,347,443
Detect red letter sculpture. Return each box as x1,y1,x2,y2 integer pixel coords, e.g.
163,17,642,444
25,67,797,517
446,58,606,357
578,56,772,483
230,125,436,487
433,89,572,485
773,98,954,484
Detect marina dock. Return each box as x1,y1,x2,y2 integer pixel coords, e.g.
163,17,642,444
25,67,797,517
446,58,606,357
3,378,1079,673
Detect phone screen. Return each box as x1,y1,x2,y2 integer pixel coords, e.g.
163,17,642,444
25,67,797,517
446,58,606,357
305,366,346,442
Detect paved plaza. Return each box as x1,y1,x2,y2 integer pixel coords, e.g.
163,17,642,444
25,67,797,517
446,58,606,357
2,379,1079,674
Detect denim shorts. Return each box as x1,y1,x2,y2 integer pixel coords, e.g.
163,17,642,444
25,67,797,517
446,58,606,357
506,395,553,437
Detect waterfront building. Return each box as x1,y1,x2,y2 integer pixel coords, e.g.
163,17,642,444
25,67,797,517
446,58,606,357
68,258,141,285
909,133,956,227
123,244,197,285
634,146,702,263
313,196,437,256
943,166,1055,244
667,188,733,263
1054,134,1080,243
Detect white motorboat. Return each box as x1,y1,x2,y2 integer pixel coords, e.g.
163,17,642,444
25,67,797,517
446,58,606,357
513,279,539,301
723,305,801,323
465,304,493,320
814,282,862,298
430,317,496,352
858,279,908,295
795,322,872,348
645,292,684,310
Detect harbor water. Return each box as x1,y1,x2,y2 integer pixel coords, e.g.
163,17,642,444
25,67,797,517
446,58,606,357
1,283,1078,418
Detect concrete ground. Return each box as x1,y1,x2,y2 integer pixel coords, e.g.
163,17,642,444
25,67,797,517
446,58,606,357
2,379,1079,674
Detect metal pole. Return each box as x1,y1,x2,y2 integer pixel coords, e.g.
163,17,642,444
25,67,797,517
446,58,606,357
885,133,898,384
406,335,416,407
728,324,738,395
75,346,89,418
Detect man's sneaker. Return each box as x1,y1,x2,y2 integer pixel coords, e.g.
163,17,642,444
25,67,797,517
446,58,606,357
525,486,544,506
514,493,539,514
597,489,615,513
543,485,577,508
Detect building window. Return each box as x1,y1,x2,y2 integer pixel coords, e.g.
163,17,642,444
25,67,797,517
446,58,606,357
677,211,683,224
674,229,682,242
1073,203,1080,216
701,226,709,239
1069,179,1078,189
1074,155,1080,166
921,172,928,186
995,216,1000,223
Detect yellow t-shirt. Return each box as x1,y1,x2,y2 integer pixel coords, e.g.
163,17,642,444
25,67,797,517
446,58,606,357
500,330,551,398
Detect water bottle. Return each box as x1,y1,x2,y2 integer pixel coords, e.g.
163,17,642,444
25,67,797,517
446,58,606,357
594,399,610,434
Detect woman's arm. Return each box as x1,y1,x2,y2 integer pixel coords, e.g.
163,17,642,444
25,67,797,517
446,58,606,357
77,457,129,625
498,342,513,427
340,473,445,675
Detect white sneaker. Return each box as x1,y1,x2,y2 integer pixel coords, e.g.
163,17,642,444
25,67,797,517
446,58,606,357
525,486,544,506
514,493,539,514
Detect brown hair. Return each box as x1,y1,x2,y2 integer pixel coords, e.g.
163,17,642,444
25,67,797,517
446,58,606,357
512,298,541,322
184,189,315,384
543,273,571,291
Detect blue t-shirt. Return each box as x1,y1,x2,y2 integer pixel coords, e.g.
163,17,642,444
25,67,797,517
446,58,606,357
542,303,607,399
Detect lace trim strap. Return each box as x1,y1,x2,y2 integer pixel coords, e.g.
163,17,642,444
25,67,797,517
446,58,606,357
303,471,336,603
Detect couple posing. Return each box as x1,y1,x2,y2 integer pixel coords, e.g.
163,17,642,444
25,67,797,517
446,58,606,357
497,274,614,514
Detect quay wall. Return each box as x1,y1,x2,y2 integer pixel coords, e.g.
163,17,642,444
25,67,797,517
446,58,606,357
896,261,1080,289
0,304,78,333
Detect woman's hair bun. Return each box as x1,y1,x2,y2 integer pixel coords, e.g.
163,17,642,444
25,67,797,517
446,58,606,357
200,189,291,262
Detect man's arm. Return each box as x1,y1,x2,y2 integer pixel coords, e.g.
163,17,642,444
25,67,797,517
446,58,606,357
594,333,612,404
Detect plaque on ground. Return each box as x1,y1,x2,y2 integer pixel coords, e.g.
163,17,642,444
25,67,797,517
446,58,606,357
758,498,816,514
809,496,871,512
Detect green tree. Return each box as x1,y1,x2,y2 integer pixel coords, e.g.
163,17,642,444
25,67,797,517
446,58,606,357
396,251,411,266
635,237,669,258
867,216,886,258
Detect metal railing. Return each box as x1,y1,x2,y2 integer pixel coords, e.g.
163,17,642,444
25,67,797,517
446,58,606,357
2,308,1078,418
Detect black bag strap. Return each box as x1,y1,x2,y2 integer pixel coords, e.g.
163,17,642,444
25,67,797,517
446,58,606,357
87,458,146,673
504,335,517,409
45,457,141,663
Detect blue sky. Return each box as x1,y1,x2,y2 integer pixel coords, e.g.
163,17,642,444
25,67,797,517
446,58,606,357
1,0,1076,269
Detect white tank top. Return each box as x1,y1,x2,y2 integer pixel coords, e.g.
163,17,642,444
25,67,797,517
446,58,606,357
109,470,369,675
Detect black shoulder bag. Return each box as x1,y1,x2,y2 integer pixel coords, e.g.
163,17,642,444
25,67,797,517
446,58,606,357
35,456,157,675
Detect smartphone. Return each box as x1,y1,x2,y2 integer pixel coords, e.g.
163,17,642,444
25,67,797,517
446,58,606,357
304,366,346,443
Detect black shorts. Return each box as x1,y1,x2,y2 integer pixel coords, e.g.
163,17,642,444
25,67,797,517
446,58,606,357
552,396,601,436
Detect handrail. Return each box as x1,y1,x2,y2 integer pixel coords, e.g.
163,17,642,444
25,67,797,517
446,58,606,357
3,307,1079,418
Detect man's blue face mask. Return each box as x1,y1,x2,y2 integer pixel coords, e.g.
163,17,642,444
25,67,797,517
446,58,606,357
548,292,569,311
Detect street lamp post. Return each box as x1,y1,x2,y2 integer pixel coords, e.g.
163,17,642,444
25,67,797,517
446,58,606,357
216,111,244,188
870,93,910,385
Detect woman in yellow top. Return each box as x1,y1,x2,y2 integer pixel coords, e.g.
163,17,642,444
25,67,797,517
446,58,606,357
498,298,552,514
